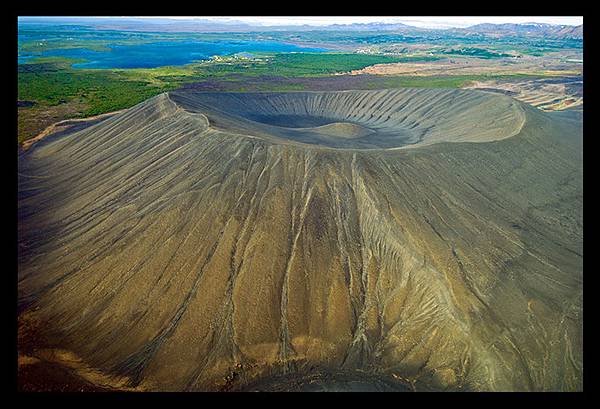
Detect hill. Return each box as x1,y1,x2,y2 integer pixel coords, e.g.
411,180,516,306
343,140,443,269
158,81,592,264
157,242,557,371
461,23,583,39
18,89,582,391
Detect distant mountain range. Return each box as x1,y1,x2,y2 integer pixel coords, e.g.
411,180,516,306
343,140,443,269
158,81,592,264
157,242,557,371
19,17,583,39
91,20,422,34
455,22,583,39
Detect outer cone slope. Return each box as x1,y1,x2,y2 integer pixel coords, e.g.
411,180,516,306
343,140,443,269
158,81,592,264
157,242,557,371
18,90,582,391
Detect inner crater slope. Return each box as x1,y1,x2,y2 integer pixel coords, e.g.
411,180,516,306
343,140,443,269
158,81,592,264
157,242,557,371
18,89,582,392
168,89,526,149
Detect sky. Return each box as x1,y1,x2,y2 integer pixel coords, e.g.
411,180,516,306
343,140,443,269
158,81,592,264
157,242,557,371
131,16,584,28
22,16,583,29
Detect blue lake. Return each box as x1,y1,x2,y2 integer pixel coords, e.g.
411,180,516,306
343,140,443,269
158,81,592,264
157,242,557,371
21,40,331,69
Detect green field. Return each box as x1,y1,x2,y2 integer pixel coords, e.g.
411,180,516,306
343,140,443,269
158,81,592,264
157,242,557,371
18,53,408,112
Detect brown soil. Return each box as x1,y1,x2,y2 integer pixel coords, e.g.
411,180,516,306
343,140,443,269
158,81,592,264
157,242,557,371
342,57,582,78
20,109,126,153
18,312,133,392
18,101,88,144
19,358,112,392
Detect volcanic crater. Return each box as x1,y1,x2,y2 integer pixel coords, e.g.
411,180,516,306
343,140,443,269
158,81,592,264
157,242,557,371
168,89,525,149
18,89,582,391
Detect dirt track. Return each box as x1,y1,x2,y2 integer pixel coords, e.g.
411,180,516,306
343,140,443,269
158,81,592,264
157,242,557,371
20,109,126,153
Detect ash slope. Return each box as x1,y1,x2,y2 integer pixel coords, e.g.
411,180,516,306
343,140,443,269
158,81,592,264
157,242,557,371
18,89,582,391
